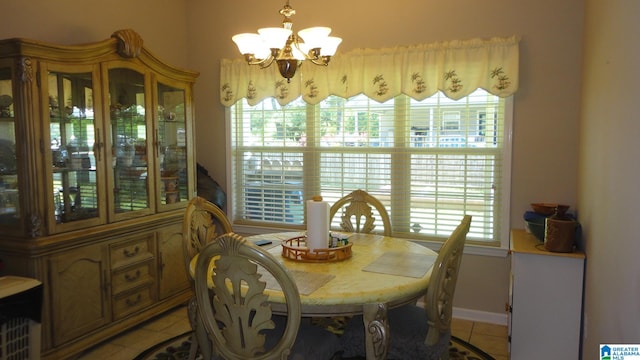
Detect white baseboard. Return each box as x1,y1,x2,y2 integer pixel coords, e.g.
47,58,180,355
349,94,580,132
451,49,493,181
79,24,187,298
453,307,508,326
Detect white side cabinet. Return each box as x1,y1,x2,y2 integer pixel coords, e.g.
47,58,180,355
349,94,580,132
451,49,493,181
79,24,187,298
508,229,585,359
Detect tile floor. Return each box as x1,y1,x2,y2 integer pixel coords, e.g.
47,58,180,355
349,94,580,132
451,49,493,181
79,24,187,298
451,317,509,360
75,305,192,360
75,305,509,360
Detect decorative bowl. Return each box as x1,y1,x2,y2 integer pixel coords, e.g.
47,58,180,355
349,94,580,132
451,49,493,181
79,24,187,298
530,203,570,216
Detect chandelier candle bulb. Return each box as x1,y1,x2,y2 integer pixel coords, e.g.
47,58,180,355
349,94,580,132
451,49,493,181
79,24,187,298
306,196,330,252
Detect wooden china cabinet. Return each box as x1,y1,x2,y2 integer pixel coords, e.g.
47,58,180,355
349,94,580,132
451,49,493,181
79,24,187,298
0,30,198,359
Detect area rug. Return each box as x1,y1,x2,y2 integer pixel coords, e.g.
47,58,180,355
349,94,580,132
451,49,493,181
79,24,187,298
133,332,495,360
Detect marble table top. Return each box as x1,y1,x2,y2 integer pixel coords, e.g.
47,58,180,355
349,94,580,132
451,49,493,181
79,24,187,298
191,231,437,316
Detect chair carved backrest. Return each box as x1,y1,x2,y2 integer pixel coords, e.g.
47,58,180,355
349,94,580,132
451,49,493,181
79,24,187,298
329,189,392,236
425,215,471,346
194,232,302,360
182,196,233,277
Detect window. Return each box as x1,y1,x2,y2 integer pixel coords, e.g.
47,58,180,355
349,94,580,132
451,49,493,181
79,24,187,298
442,111,461,132
230,89,511,246
223,36,518,248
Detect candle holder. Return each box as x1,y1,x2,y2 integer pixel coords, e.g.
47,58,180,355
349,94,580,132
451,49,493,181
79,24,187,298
281,236,352,262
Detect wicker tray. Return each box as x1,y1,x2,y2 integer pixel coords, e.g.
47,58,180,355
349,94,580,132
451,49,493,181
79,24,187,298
281,236,352,262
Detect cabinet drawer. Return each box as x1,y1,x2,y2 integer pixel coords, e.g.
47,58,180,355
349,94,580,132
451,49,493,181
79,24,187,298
113,286,155,320
110,236,154,268
112,260,155,294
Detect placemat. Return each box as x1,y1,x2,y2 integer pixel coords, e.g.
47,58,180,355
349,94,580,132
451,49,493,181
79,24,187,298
362,252,437,278
259,269,335,295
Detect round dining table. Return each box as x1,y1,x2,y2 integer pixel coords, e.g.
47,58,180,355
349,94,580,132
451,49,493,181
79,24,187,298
191,231,438,360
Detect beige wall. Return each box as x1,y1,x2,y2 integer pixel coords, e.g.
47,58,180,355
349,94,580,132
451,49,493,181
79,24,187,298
2,0,586,318
0,0,189,68
580,0,640,358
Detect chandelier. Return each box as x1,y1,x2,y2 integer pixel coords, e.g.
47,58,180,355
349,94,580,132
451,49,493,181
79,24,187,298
231,1,342,82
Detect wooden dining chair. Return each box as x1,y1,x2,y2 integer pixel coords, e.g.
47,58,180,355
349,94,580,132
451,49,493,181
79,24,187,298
339,215,472,360
329,189,392,236
182,196,233,360
194,232,342,360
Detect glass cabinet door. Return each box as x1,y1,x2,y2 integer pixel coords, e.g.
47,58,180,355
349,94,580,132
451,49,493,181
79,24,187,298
108,68,151,216
48,70,101,225
157,82,188,207
0,65,18,227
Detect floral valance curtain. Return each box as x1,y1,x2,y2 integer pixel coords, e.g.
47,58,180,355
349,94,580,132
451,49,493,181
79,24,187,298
220,36,519,106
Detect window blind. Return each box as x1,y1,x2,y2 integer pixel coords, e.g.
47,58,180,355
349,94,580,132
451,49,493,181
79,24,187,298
231,89,510,245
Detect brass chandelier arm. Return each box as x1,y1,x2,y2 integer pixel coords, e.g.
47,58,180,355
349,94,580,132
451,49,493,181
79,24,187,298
289,41,330,65
308,55,332,66
243,51,276,68
301,47,332,66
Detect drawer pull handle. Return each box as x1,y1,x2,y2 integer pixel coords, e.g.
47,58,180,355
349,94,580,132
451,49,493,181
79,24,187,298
124,246,140,257
124,270,141,282
126,294,142,306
